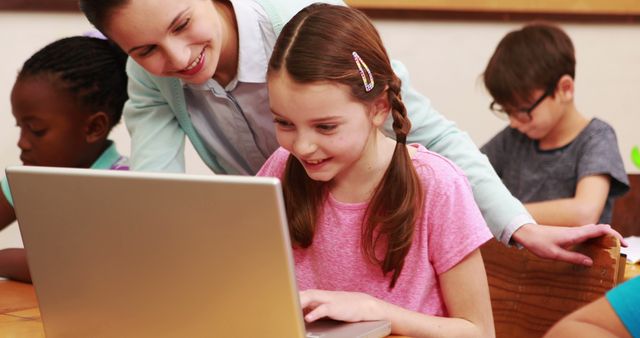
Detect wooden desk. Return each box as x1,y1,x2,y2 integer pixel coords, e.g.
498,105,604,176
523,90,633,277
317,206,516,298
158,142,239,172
0,280,411,338
2,262,638,338
0,280,43,337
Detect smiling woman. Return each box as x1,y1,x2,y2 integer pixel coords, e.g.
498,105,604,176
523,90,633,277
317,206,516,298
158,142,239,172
101,0,235,86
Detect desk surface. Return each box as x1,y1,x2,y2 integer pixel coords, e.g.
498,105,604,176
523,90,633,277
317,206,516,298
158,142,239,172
1,263,638,338
0,280,43,337
0,280,408,338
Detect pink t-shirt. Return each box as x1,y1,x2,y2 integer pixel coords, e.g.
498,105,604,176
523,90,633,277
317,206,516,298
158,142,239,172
257,144,492,316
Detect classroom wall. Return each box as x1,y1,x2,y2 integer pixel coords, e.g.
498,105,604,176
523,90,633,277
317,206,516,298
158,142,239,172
1,12,639,248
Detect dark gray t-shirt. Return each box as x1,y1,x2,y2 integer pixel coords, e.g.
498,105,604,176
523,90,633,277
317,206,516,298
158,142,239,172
481,118,629,224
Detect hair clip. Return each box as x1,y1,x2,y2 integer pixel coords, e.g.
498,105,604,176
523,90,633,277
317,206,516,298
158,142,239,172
352,51,374,92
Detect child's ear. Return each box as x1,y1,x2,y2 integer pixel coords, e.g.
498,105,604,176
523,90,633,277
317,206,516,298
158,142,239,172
84,112,110,144
371,87,391,127
556,74,575,101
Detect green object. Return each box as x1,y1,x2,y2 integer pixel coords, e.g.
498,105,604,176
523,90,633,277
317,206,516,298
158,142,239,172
632,146,640,169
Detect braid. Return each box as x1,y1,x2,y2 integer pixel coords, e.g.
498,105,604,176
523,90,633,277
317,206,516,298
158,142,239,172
18,36,128,128
387,77,411,144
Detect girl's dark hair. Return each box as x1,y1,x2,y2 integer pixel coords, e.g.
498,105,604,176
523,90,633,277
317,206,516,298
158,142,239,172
483,22,576,108
78,0,129,33
268,3,423,289
18,36,128,128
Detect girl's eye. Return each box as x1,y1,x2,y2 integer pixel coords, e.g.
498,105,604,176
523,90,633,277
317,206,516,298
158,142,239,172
174,18,190,32
273,117,293,128
316,124,337,132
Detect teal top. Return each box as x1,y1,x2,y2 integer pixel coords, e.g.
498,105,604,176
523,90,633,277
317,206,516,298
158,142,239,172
122,0,533,243
606,276,640,337
1,141,128,206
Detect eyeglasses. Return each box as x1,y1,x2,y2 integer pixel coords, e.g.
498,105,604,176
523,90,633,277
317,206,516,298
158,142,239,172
490,84,556,123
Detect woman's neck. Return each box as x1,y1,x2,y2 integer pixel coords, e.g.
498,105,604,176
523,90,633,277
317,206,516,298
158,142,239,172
212,1,238,87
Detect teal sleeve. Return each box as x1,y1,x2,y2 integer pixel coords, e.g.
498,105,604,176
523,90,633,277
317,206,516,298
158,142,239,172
386,60,533,243
124,59,187,172
606,276,640,337
1,177,14,207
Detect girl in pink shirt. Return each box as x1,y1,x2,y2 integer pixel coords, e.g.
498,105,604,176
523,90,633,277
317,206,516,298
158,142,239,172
258,4,494,337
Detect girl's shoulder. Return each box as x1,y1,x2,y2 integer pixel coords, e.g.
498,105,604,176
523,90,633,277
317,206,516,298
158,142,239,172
410,144,467,179
409,143,475,199
256,147,290,178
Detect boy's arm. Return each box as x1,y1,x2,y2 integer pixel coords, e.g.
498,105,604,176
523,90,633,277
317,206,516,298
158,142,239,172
525,175,610,226
389,60,532,243
0,179,16,231
0,248,30,283
526,121,627,226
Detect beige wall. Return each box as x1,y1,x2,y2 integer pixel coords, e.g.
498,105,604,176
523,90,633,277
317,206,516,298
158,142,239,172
1,12,639,248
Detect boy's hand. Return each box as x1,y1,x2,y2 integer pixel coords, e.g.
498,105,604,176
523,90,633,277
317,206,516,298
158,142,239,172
299,289,384,323
512,223,627,266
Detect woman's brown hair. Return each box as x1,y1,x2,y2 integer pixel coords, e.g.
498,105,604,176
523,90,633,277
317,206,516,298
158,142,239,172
268,3,424,288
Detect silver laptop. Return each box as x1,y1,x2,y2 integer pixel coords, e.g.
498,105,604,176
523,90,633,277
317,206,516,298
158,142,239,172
7,166,391,338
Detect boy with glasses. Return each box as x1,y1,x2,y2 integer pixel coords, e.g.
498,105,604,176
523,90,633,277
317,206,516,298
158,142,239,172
480,22,629,226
